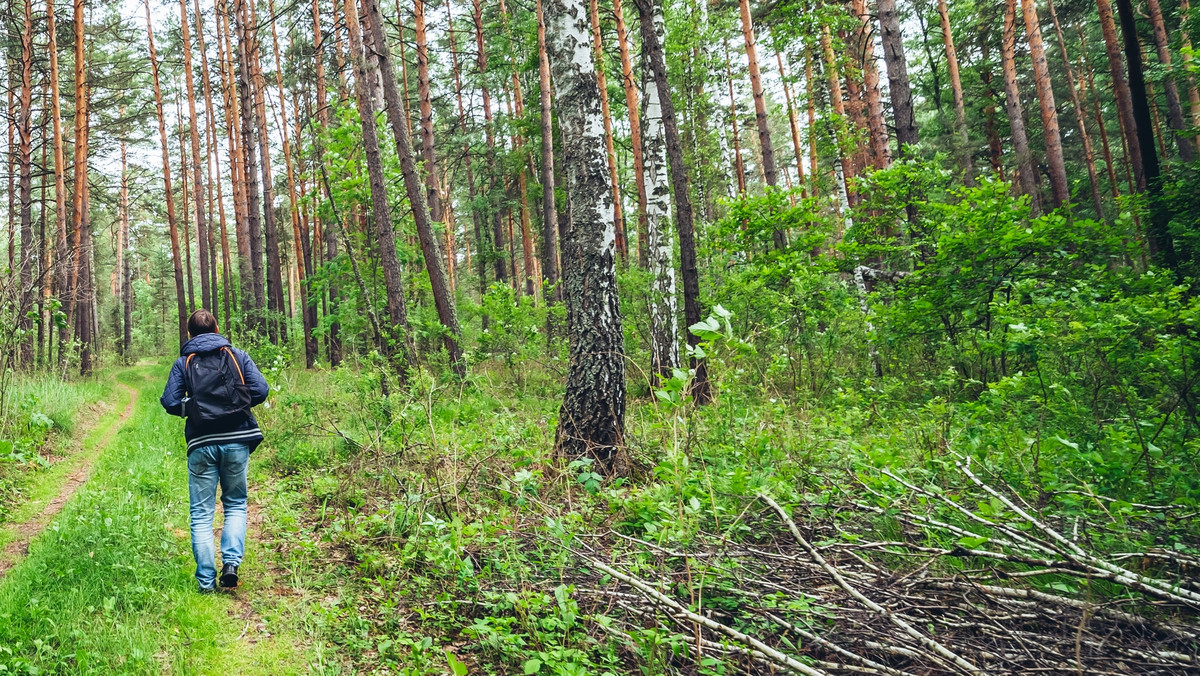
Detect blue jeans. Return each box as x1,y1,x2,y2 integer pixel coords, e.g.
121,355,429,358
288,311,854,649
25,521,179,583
187,442,249,590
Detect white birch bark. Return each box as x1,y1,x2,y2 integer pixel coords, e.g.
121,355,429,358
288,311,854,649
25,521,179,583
544,0,626,467
640,12,679,380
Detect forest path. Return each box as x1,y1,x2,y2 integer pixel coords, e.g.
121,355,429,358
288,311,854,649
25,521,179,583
0,365,318,675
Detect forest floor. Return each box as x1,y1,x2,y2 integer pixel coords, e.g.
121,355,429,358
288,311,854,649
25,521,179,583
0,361,1197,675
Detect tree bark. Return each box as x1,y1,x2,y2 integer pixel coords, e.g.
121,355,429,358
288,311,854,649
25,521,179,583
232,0,267,332
536,0,561,303
1145,0,1196,161
613,0,648,265
738,0,781,236
313,0,341,365
1097,0,1144,190
641,40,680,382
17,0,34,365
1047,0,1105,220
634,0,710,403
724,40,746,196
1021,0,1069,209
180,0,211,312
588,0,628,260
544,0,627,466
146,0,188,349
448,0,490,306
363,0,466,375
1114,0,1175,266
1182,0,1200,151
120,135,132,359
821,24,856,219
774,50,808,197
1001,0,1041,213
47,0,68,367
472,0,508,286
346,0,414,373
936,0,971,179
413,0,444,223
877,0,917,154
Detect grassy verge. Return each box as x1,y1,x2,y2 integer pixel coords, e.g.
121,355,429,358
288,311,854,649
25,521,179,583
0,365,319,675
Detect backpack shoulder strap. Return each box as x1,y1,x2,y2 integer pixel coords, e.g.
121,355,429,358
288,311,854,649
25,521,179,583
183,353,196,395
222,346,246,384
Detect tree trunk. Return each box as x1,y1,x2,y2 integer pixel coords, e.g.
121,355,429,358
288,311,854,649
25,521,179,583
232,0,267,332
472,0,508,286
17,0,34,365
1077,24,1122,200
536,0,561,303
1145,0,1196,161
346,0,414,373
634,0,710,403
724,40,747,195
1182,0,1200,151
613,0,648,266
774,49,808,197
1097,0,1144,190
414,0,444,223
448,0,490,307
1001,0,1041,213
180,0,211,311
47,0,68,367
499,0,540,298
146,0,188,349
936,0,971,178
67,0,90,358
1022,0,1069,209
120,136,131,359
1114,0,1175,266
363,0,466,375
1047,0,1106,220
181,116,197,311
195,0,231,327
589,0,628,260
804,49,819,192
246,0,285,342
641,40,680,382
877,0,918,154
738,0,781,226
314,0,341,365
821,24,856,218
545,0,627,466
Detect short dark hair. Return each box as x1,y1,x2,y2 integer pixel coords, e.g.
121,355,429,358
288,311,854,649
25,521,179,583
187,309,218,336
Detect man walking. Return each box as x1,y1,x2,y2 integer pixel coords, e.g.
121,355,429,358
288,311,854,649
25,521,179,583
160,309,269,593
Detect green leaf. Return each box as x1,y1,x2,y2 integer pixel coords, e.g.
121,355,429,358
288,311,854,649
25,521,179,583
446,651,468,676
957,536,989,549
523,658,542,674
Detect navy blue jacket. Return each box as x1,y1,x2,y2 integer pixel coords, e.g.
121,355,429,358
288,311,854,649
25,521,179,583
160,332,270,454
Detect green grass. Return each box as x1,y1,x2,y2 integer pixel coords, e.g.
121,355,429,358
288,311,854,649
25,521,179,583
0,365,318,675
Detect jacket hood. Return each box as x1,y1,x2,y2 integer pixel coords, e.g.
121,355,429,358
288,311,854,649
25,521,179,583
180,332,232,356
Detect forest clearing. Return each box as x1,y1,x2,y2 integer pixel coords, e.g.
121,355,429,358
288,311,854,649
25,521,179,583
0,0,1199,672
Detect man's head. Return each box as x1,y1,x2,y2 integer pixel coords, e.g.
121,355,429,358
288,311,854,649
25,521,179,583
187,309,219,337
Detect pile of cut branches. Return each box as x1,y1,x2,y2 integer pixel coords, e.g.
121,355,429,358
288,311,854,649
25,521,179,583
567,455,1199,674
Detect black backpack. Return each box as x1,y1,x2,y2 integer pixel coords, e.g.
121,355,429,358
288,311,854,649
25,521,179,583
183,346,252,427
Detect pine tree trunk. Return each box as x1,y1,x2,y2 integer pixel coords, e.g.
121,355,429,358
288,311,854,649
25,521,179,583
414,0,445,223
588,0,628,260
499,0,540,298
1097,0,1145,190
613,0,648,265
936,0,971,179
877,0,918,154
313,0,341,365
1182,0,1200,151
641,40,680,381
346,0,414,373
448,0,490,306
47,0,68,367
472,0,508,286
217,0,255,334
1001,0,1042,213
120,136,131,358
1077,24,1122,200
363,0,466,375
247,0,285,342
17,0,34,365
821,24,856,217
180,0,211,311
545,0,627,466
634,0,710,403
145,0,188,349
1145,0,1196,161
1047,0,1106,220
847,1,889,171
232,0,267,331
1114,0,1175,265
67,0,91,356
1022,0,1069,208
724,40,747,196
536,0,561,303
774,50,808,197
739,0,780,211
804,49,819,193
195,0,232,327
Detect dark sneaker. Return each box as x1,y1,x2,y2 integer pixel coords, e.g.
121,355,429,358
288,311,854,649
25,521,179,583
199,586,216,595
219,563,239,588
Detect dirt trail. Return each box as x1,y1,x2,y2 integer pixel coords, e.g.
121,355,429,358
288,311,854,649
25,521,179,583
0,382,138,578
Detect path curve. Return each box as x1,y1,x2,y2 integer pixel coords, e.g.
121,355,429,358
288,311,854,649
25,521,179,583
0,382,138,578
